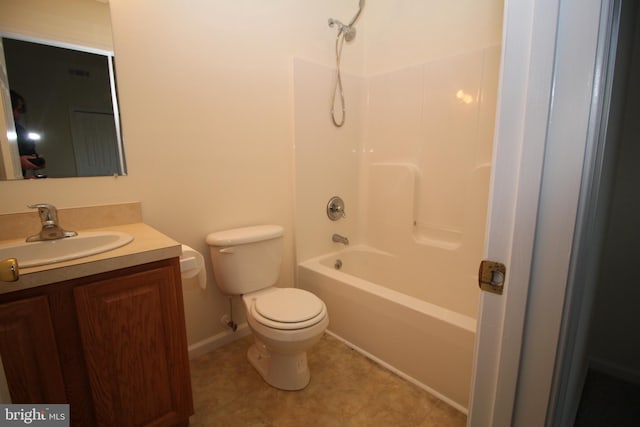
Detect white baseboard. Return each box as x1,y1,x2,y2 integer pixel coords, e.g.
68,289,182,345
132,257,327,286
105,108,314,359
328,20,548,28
188,323,251,359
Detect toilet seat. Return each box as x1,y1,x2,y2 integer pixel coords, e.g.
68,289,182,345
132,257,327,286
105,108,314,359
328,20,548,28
249,288,327,330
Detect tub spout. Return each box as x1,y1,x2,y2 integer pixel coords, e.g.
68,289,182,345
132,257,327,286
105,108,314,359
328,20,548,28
332,233,349,245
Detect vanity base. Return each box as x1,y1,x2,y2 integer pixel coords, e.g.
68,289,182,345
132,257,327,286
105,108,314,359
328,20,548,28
0,258,193,427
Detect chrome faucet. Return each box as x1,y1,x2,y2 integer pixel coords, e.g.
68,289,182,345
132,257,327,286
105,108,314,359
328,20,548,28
26,204,77,242
332,233,349,245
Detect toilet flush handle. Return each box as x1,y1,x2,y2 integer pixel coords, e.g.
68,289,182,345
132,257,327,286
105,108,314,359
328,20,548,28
219,247,235,254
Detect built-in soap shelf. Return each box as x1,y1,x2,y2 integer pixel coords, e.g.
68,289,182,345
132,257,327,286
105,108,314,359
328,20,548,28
366,162,463,250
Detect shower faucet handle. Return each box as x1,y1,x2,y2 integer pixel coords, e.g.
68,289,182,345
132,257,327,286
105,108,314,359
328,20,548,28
327,196,346,221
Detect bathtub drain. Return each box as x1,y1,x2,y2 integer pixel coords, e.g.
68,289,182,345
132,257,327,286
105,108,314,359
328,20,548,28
334,259,343,270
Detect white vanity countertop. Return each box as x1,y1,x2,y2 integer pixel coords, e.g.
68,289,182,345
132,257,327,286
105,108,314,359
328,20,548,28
0,222,181,294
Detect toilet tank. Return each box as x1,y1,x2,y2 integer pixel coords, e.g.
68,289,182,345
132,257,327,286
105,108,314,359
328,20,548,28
206,225,284,295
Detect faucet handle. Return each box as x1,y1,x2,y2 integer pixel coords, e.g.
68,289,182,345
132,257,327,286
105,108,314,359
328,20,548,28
28,203,56,210
327,196,346,221
28,203,58,224
25,204,76,242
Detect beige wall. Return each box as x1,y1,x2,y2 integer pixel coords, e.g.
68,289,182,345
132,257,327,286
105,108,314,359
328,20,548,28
0,0,503,349
0,0,113,51
0,0,363,348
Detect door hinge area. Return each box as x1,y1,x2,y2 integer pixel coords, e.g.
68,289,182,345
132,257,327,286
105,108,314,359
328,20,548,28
478,260,506,295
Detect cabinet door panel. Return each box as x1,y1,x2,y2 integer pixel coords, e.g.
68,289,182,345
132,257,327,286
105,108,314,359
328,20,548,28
74,264,192,427
0,296,66,403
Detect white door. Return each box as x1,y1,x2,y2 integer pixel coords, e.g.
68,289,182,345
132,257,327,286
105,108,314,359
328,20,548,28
70,109,120,176
468,0,609,425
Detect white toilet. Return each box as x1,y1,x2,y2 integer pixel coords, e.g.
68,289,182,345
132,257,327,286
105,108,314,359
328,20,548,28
206,225,329,390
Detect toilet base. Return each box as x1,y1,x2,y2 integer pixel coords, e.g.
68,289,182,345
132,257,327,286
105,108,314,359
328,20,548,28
247,341,311,390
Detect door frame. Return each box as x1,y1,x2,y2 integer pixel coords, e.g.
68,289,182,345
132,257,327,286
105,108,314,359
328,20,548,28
468,0,609,425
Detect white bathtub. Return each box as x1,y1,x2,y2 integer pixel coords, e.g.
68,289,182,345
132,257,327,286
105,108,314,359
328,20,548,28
298,245,477,412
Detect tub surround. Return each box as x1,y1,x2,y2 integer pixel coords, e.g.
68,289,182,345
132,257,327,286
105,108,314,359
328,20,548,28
293,46,498,413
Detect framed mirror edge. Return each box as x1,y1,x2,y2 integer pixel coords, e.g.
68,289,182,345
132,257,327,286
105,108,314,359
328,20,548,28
0,31,128,180
0,31,114,57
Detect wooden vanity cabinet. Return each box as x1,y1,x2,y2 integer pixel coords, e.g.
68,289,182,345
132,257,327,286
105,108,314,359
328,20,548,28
0,258,193,427
0,295,66,404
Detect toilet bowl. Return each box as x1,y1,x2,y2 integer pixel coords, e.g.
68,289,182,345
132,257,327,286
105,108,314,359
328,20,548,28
206,225,329,390
243,287,329,389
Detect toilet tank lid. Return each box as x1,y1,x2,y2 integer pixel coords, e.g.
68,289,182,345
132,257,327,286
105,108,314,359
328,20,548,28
206,225,283,246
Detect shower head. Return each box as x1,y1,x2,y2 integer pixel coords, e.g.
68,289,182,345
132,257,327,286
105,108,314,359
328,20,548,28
328,18,355,41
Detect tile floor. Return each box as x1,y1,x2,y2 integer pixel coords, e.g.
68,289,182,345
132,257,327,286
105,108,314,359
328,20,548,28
189,333,467,426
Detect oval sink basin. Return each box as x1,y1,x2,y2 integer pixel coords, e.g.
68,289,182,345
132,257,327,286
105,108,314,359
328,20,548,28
0,231,134,268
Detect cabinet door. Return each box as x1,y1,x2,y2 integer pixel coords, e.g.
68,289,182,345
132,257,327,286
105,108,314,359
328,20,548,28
74,263,192,427
0,295,66,403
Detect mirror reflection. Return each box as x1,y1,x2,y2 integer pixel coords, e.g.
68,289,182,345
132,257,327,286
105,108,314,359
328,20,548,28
3,37,125,179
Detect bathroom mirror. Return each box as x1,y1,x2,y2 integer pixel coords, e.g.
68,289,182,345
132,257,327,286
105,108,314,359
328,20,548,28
0,0,125,180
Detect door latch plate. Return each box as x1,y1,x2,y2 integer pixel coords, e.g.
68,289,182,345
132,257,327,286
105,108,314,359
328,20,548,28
478,260,506,295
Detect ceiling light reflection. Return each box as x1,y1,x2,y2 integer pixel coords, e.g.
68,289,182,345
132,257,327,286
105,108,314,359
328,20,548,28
456,90,474,105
